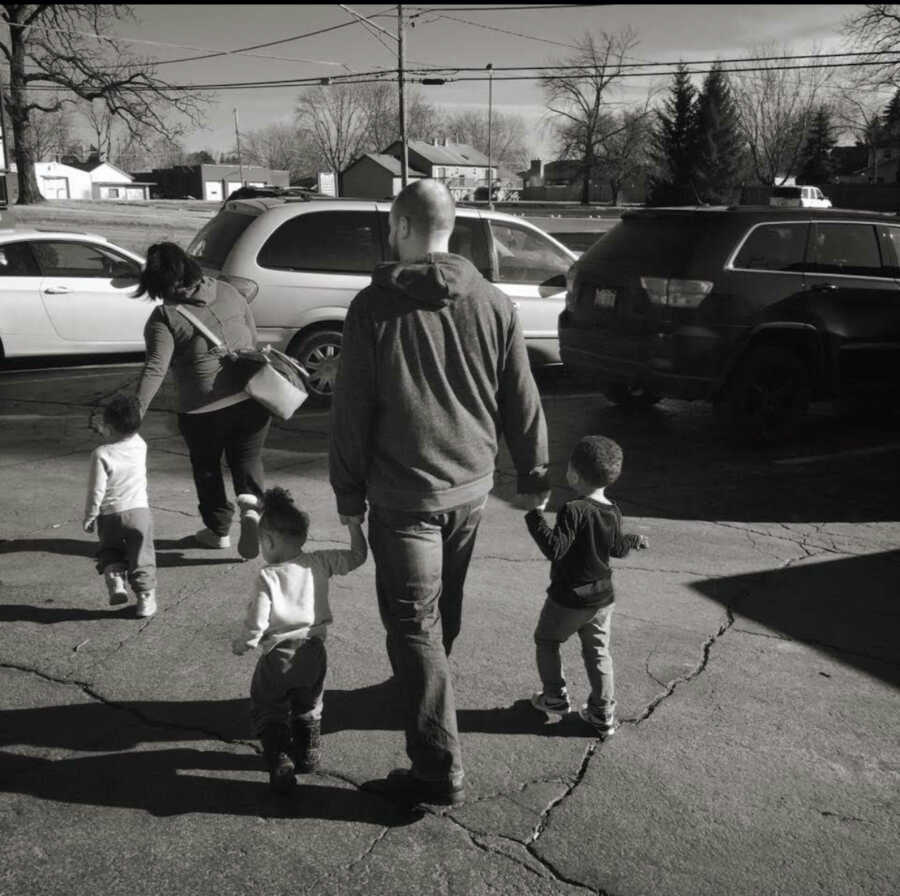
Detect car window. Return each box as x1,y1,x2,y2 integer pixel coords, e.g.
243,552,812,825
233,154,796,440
258,210,380,273
732,223,809,272
448,217,492,278
0,241,40,276
30,241,139,278
188,209,258,269
808,223,883,277
876,225,900,276
771,187,802,199
489,221,571,285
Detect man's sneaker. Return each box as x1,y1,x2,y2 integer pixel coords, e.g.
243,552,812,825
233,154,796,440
236,493,261,560
531,690,571,719
103,563,129,606
135,590,157,618
578,704,617,737
291,716,321,773
194,528,231,549
362,768,465,808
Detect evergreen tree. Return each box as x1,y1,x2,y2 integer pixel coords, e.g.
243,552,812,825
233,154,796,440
693,63,745,204
649,63,699,205
797,107,837,185
882,88,900,139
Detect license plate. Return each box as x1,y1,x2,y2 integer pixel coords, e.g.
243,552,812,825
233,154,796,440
594,288,617,309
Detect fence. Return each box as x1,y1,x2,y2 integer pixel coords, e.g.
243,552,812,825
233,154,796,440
741,183,900,213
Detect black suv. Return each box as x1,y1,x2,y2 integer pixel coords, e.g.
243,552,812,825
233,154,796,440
560,206,900,440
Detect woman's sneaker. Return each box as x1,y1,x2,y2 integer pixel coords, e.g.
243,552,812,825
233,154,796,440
135,590,157,618
531,690,571,719
194,528,231,549
578,704,617,737
236,493,261,560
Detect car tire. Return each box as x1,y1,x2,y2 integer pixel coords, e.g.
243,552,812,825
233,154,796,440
289,329,342,409
722,345,811,444
604,383,662,408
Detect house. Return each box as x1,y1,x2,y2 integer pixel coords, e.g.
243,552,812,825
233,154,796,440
34,160,154,200
340,153,427,199
518,159,544,189
131,164,289,201
381,138,496,200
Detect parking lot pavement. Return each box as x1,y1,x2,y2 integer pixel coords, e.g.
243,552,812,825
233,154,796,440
1,364,899,896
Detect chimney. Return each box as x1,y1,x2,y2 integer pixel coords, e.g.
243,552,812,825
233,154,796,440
529,159,542,176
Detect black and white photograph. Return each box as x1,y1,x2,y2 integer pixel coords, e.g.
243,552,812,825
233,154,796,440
1,4,898,895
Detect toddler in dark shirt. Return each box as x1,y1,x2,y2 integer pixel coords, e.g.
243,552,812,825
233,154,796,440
524,435,647,736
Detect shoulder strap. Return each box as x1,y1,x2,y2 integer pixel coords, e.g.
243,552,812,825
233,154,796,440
174,305,224,349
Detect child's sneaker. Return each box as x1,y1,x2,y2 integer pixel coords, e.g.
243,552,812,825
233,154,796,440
236,493,261,560
103,563,129,605
135,590,157,618
194,527,231,549
261,724,295,794
531,690,571,719
291,716,321,773
578,703,617,737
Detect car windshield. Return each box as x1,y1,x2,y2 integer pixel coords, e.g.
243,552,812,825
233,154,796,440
771,187,802,199
187,210,258,270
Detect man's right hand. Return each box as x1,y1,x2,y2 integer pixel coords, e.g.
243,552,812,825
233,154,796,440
516,491,550,512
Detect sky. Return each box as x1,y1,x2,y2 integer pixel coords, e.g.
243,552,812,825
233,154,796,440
114,3,866,163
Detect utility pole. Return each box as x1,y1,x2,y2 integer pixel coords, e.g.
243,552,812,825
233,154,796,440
398,4,408,188
234,107,245,186
487,62,494,210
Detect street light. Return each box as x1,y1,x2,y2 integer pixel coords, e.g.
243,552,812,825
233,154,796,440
487,63,493,210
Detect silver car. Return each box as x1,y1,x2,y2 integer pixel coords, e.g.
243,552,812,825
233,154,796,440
186,198,576,406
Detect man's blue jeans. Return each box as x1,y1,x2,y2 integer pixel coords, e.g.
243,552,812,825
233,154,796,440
368,497,486,785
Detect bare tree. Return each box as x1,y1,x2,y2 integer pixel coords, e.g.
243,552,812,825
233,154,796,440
440,107,530,175
1,4,206,203
731,44,834,185
27,105,75,162
296,82,373,174
541,29,641,204
594,107,654,205
842,4,900,90
360,82,439,151
237,121,319,181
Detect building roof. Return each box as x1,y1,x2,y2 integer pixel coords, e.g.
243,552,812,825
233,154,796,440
350,153,428,177
387,140,491,167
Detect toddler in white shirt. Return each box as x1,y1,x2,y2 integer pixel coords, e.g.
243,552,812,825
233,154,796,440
84,394,157,618
232,486,367,794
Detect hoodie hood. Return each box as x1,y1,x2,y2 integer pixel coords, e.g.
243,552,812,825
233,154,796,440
373,253,482,309
164,276,217,308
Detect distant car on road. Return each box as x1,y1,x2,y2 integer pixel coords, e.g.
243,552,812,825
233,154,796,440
561,206,900,441
0,230,151,360
186,197,577,406
769,185,832,208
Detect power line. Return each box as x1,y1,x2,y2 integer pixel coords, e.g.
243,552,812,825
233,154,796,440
412,10,582,49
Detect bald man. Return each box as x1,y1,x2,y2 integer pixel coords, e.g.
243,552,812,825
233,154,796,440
330,179,549,808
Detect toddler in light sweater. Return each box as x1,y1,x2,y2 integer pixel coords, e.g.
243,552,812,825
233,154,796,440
84,394,157,617
232,486,367,793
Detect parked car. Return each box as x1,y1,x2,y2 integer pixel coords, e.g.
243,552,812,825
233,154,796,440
560,206,900,441
769,185,832,208
186,197,577,406
0,230,151,360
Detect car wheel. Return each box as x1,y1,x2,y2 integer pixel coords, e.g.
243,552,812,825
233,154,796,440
604,383,662,408
289,329,342,408
723,345,811,443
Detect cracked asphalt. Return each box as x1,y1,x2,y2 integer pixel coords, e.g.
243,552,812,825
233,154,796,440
1,361,898,896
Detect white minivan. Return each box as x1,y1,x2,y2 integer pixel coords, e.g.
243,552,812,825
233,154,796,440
186,197,577,405
769,185,832,208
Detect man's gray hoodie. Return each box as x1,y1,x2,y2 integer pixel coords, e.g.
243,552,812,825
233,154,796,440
329,252,549,516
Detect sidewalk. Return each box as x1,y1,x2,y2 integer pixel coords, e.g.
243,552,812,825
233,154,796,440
1,367,898,896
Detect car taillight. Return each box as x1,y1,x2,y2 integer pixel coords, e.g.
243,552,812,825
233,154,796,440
565,265,577,311
219,273,259,303
640,276,712,308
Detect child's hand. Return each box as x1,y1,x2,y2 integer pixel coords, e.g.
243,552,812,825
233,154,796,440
339,513,365,527
636,535,649,550
517,491,550,512
83,517,96,534
231,639,250,656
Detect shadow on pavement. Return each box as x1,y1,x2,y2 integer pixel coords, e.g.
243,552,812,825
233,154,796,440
0,748,416,824
692,549,900,687
0,537,238,568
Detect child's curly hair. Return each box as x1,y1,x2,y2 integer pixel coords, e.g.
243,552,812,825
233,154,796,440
259,486,309,544
102,394,142,436
569,435,623,488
